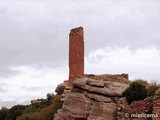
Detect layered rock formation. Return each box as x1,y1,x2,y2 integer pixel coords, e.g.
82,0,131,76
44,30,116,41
54,77,129,120
54,77,160,120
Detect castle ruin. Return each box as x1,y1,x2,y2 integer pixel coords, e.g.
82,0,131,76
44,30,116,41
68,27,84,87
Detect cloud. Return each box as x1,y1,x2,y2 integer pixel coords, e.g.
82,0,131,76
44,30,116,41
0,86,7,93
0,65,68,108
85,46,160,81
0,100,28,109
0,67,21,78
0,0,160,71
0,0,160,107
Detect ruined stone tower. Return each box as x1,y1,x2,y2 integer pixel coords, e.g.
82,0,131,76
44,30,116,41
68,27,84,87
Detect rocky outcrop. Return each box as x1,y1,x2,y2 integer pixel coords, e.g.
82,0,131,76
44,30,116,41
117,97,153,120
54,77,129,120
54,77,160,120
55,83,66,95
117,88,160,120
152,88,160,120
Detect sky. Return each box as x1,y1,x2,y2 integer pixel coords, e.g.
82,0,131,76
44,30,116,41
0,0,160,108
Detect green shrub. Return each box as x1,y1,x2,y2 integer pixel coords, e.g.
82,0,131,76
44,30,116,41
17,94,62,120
147,81,160,96
47,93,54,101
6,105,26,120
122,81,147,104
17,112,39,120
52,95,62,113
133,79,148,87
0,108,8,120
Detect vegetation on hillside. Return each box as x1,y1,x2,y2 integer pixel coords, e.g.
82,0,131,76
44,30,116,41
122,79,160,104
0,78,159,120
0,93,62,120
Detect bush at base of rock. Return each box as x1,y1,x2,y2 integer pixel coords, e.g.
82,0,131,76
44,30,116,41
133,79,160,96
122,81,147,104
122,79,160,104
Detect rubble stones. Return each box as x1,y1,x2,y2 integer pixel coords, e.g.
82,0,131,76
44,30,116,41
117,88,160,120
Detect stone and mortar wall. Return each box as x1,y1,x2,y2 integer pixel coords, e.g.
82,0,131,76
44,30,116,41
85,73,130,84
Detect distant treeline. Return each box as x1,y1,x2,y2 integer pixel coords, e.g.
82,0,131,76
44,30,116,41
0,93,62,120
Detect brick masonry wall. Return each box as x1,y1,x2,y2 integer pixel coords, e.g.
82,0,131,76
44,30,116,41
68,27,84,87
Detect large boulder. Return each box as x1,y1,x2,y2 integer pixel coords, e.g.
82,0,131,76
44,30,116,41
54,77,129,120
55,83,66,95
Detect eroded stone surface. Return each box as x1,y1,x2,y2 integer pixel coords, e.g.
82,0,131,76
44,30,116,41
54,77,129,120
73,77,129,97
152,88,160,120
55,83,66,95
54,77,160,120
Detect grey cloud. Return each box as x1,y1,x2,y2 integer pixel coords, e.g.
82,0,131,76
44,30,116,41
0,7,7,15
0,0,160,108
25,86,43,91
0,82,9,93
0,68,21,78
0,0,160,78
23,86,53,91
0,100,29,108
0,87,7,93
0,100,18,108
